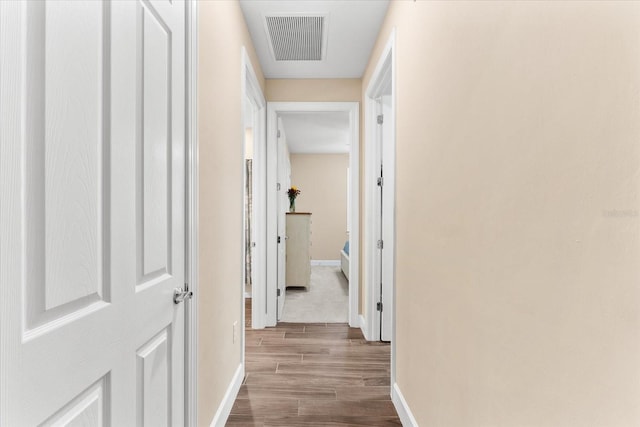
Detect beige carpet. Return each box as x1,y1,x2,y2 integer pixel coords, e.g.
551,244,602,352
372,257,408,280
280,266,349,323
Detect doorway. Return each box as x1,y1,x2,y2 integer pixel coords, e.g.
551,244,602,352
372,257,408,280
262,102,360,328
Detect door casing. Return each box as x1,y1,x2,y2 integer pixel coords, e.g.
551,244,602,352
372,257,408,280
263,102,360,327
364,27,397,380
241,48,267,330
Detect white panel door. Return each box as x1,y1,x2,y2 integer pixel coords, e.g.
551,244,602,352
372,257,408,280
0,0,187,425
380,96,394,342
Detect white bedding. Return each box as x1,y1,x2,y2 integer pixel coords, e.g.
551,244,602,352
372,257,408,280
340,249,349,280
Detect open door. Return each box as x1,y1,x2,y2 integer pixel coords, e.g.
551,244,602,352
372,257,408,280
0,1,188,424
276,118,291,320
379,96,394,342
366,37,395,343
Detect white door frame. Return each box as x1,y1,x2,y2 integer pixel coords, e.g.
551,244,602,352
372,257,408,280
264,102,360,327
364,28,396,376
186,1,199,425
241,48,267,332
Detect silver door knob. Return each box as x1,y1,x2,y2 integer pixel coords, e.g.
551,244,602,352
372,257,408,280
174,287,193,304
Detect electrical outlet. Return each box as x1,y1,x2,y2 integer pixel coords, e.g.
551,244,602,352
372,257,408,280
233,321,238,343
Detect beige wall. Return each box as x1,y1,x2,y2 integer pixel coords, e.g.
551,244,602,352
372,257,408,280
266,79,361,102
290,154,349,260
364,1,640,426
197,2,264,426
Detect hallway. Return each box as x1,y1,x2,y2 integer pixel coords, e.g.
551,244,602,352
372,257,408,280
227,302,400,426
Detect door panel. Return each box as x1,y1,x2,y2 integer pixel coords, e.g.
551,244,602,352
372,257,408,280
24,0,109,335
41,377,109,427
140,0,172,281
0,1,187,425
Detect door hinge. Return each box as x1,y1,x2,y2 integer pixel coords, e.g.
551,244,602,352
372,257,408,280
377,114,384,125
377,239,384,249
277,236,281,244
377,176,384,187
377,301,383,312
277,129,281,138
277,182,281,191
277,289,281,297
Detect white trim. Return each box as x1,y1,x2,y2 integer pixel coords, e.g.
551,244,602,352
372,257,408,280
265,102,360,328
241,48,267,331
208,364,244,427
310,260,340,266
392,382,418,427
185,2,199,426
244,292,252,298
359,314,369,340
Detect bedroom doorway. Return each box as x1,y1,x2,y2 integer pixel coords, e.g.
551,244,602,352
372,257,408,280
241,49,267,330
264,102,360,328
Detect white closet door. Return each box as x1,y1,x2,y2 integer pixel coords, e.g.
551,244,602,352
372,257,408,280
0,0,187,425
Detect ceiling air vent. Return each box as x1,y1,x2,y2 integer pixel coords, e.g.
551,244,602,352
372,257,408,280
264,14,328,61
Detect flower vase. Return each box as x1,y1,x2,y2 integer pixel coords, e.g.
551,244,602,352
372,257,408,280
289,198,296,212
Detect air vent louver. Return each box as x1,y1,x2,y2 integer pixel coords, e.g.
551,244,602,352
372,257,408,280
265,15,326,61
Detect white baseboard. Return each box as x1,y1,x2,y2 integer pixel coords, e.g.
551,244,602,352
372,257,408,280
392,382,418,427
244,292,251,298
359,314,369,340
310,259,340,266
210,363,244,427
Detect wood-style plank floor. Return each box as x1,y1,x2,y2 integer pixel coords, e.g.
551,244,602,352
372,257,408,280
226,300,401,426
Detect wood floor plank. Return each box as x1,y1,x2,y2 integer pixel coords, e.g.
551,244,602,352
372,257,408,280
262,415,402,426
230,398,298,417
363,376,391,387
335,386,392,401
243,372,366,387
261,337,354,346
284,329,364,340
226,414,265,426
303,353,390,365
298,400,398,417
245,353,303,364
237,384,336,400
277,362,389,377
228,304,401,426
247,344,332,354
244,361,278,373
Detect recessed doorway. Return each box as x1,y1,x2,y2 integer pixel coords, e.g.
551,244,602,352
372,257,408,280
262,102,360,328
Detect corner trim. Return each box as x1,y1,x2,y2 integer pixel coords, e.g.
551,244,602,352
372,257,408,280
209,363,244,427
185,1,199,426
392,382,418,427
310,260,340,266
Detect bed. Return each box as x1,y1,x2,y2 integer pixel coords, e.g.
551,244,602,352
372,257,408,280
340,241,350,280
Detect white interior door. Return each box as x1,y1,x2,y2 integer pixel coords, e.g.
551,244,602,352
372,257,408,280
374,95,394,342
276,118,290,320
380,96,394,342
0,1,187,425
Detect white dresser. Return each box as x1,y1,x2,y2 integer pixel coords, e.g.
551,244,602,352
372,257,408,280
285,213,311,289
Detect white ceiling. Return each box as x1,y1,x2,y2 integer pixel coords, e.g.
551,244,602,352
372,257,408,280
239,0,390,79
280,112,350,154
